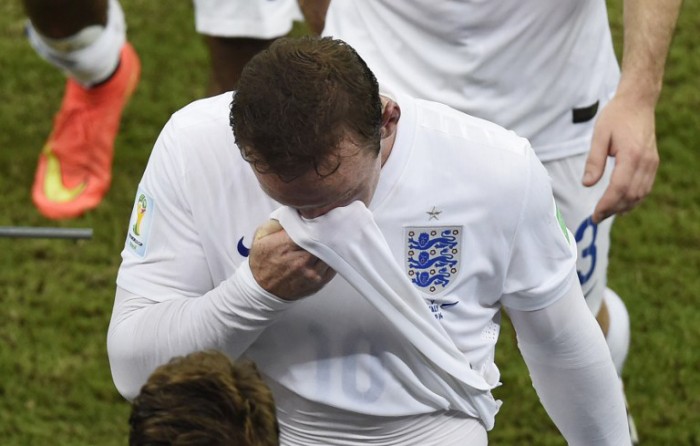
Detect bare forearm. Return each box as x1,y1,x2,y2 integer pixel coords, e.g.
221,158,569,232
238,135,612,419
619,0,682,104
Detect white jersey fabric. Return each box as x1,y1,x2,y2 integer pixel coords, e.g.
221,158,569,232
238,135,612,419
193,0,302,38
323,0,620,162
323,0,621,315
111,90,577,440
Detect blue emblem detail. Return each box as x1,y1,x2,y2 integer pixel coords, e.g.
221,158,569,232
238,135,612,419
407,230,458,250
237,237,250,257
405,226,462,295
408,251,457,269
427,299,460,320
413,270,451,288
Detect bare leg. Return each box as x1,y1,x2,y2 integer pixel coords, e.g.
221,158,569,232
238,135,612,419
204,35,275,95
23,0,108,38
298,0,330,35
596,299,609,334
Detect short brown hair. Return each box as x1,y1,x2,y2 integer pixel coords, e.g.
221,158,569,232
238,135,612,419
129,351,278,446
230,36,382,181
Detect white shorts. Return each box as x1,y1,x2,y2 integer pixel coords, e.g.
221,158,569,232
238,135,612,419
193,0,302,38
543,153,615,316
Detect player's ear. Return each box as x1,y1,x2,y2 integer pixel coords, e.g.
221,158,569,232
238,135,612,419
380,99,400,140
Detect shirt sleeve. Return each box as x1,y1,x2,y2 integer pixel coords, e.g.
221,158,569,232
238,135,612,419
507,277,631,444
109,115,293,400
500,148,578,311
117,116,215,299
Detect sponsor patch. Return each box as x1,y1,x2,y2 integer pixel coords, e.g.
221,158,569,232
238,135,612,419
405,226,462,295
126,189,154,257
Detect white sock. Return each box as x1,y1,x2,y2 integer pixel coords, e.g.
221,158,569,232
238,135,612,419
26,0,126,87
603,288,630,375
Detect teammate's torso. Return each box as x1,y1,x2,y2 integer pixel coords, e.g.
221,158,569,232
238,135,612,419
323,0,621,160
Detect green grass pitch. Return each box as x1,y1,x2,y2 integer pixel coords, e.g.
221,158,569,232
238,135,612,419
0,1,698,444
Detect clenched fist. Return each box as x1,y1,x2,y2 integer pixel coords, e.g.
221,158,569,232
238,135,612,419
249,219,336,301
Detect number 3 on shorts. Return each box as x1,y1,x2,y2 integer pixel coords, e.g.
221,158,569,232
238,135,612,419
575,216,598,285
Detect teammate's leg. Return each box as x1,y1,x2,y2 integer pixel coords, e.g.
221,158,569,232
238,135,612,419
192,0,302,95
203,36,275,94
24,0,140,219
24,0,108,39
602,288,630,374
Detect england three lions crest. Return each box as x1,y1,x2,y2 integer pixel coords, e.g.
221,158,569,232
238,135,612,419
405,226,462,295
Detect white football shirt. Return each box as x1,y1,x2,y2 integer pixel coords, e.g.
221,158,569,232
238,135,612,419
116,89,576,434
323,0,621,161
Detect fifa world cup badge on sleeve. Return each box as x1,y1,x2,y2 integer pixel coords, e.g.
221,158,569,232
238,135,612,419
405,226,462,295
126,189,154,257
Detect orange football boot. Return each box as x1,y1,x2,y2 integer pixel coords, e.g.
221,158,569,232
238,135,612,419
32,42,140,219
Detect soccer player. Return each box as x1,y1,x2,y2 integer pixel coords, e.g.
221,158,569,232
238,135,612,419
318,1,682,440
24,0,301,219
108,36,630,444
129,350,279,446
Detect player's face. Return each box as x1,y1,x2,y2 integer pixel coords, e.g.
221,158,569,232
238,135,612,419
253,138,382,219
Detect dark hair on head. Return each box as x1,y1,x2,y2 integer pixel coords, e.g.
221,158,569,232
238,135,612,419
129,350,279,446
230,36,383,181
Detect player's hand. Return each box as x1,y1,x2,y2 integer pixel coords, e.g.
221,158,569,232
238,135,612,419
249,219,336,301
582,95,659,224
